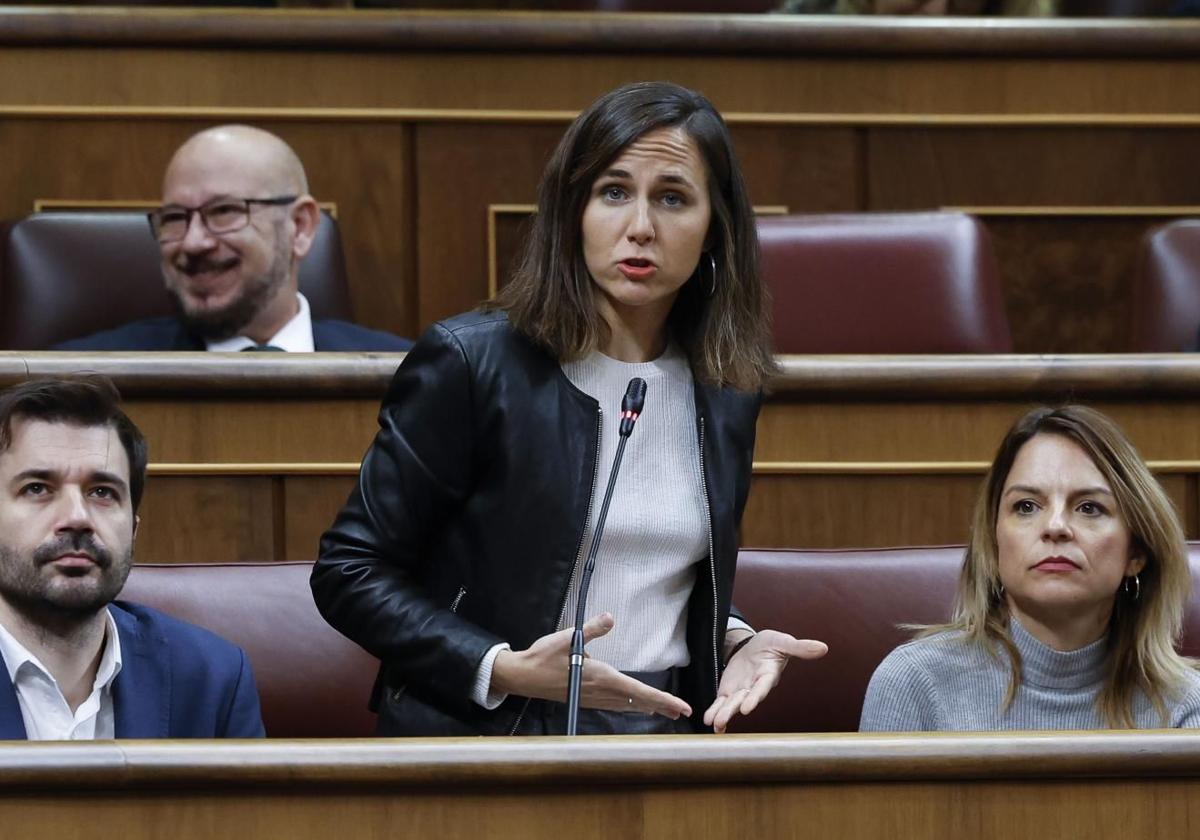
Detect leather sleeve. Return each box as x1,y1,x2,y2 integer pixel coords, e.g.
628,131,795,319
311,322,505,718
719,389,762,660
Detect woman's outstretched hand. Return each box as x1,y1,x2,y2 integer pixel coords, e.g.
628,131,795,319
491,612,693,719
704,630,828,733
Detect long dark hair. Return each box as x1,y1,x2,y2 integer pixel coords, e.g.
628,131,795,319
491,81,774,391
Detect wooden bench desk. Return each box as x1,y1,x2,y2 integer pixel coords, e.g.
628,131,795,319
6,352,1200,555
0,733,1197,839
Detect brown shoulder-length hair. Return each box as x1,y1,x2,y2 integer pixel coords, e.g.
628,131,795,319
489,81,775,392
925,405,1195,728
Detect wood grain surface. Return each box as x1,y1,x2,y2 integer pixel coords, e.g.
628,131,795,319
1,734,1199,839
8,354,1200,553
0,12,1198,353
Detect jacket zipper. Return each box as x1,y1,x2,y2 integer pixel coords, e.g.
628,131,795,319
698,415,720,698
508,405,603,736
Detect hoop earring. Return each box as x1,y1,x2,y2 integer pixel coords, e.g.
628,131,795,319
1123,574,1141,602
702,252,717,298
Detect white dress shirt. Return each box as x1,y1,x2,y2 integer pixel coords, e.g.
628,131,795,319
0,609,123,740
205,292,315,352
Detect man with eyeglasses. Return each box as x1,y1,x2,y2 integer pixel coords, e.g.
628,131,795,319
57,125,412,352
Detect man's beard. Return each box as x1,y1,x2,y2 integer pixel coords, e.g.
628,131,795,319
0,532,133,630
170,229,292,341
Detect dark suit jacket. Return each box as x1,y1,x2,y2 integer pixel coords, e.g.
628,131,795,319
0,601,265,739
54,316,413,352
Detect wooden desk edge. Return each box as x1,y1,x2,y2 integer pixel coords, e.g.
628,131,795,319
1,731,1199,789
5,353,1200,399
0,10,1198,58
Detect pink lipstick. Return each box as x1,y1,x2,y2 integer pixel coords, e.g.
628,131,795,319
617,259,656,280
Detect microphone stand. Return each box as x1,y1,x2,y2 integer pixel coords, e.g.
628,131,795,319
566,378,645,735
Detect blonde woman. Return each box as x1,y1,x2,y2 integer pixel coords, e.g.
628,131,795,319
861,405,1200,730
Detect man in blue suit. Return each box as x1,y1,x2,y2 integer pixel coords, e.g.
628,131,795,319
0,377,264,739
56,125,411,353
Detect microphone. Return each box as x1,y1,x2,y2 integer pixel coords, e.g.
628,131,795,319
619,377,646,437
566,377,647,736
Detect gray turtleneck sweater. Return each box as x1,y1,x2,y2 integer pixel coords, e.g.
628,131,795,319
859,618,1200,731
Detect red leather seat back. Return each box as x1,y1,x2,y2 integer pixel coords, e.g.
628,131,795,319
0,210,352,349
730,545,1200,733
759,212,1013,353
121,562,378,738
730,546,963,733
1130,220,1200,352
117,546,1200,737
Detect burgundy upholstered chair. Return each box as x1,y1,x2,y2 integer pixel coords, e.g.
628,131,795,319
118,547,1200,736
728,546,962,733
729,545,1200,733
0,210,351,350
1130,220,1200,352
121,562,378,738
759,212,1012,353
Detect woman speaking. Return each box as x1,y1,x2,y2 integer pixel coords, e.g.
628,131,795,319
311,81,826,736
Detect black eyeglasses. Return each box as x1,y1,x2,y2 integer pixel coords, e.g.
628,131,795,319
147,196,298,242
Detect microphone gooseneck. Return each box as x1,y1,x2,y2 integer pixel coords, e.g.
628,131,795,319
566,377,647,736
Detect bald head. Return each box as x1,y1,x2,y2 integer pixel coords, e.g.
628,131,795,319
164,125,309,202
157,124,321,344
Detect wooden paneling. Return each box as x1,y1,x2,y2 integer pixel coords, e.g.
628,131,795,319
731,125,861,213
490,207,535,295
642,780,1200,840
758,397,1200,463
6,780,1200,840
280,121,414,337
415,122,565,324
136,475,276,563
4,734,1200,840
281,474,357,560
743,473,981,548
14,353,1200,553
756,400,1025,462
132,473,358,563
138,470,1026,553
987,216,1169,353
866,127,1200,353
868,127,1200,208
0,14,1199,351
3,47,1200,116
742,471,1195,548
123,399,380,462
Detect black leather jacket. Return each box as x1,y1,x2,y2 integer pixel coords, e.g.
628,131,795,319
311,310,761,735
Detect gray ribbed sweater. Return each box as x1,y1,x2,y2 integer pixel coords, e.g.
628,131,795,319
859,618,1200,731
558,345,707,671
